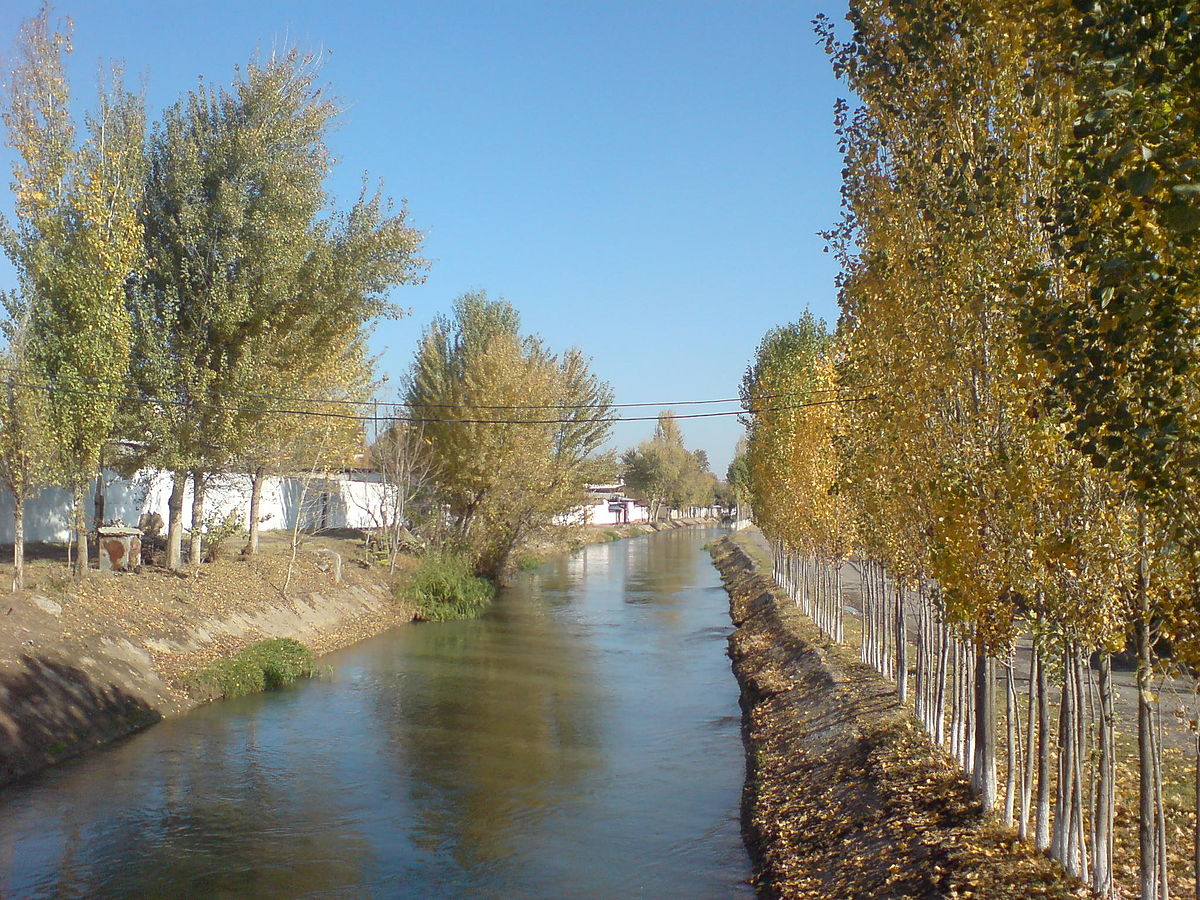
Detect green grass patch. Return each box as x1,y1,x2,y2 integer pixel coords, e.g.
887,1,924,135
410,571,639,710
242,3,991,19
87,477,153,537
404,551,496,621
187,638,316,699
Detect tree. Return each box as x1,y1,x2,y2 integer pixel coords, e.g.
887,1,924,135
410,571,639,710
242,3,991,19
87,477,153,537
0,323,49,590
620,411,712,519
406,292,614,578
1,6,145,574
725,439,751,518
131,50,424,567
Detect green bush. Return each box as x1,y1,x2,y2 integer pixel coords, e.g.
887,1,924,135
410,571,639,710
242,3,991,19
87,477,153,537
187,638,315,699
404,551,495,621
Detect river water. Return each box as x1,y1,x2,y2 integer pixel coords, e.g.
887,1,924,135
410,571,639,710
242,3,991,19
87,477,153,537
0,527,752,899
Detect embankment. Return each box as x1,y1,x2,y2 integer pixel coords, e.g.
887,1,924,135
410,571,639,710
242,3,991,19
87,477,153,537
0,520,720,790
710,532,1083,900
0,539,412,788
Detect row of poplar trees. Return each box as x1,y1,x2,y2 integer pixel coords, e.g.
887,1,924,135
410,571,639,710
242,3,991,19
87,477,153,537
0,9,424,585
742,2,1198,898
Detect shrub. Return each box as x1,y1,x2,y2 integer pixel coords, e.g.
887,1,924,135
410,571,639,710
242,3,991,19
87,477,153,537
404,551,495,621
517,554,542,571
187,638,315,699
202,509,247,562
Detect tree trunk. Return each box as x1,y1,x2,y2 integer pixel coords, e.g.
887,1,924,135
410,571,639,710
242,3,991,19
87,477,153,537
1094,652,1115,898
1072,651,1089,882
1036,641,1052,852
934,617,949,746
166,470,187,571
72,480,88,577
93,468,105,532
12,493,24,592
189,470,207,564
1020,642,1037,841
915,589,926,725
245,466,264,556
1052,660,1074,868
1154,704,1169,900
1005,657,1018,827
1136,510,1159,900
1194,718,1199,900
972,646,996,811
896,581,908,703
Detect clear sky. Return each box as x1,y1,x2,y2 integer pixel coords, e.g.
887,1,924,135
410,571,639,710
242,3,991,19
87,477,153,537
0,1,847,476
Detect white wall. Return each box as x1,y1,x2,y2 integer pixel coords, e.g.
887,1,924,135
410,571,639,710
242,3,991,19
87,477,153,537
0,469,392,543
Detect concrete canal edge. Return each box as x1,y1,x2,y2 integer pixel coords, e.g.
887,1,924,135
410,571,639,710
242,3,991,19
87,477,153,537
0,550,416,790
709,531,1083,900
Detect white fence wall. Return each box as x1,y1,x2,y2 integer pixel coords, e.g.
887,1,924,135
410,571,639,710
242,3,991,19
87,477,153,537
0,469,391,544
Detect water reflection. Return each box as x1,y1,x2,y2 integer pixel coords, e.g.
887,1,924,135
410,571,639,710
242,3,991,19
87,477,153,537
0,526,750,899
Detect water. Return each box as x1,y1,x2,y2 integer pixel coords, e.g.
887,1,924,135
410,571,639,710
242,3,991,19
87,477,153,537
0,527,752,899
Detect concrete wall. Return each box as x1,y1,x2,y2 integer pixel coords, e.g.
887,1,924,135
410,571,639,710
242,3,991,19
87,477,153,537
560,497,652,527
0,469,392,543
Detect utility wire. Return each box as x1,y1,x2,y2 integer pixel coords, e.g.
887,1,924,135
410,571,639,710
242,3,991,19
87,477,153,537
0,363,877,411
0,373,877,425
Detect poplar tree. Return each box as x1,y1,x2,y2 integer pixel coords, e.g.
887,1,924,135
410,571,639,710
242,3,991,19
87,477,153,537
1,7,145,574
0,324,49,590
132,52,424,567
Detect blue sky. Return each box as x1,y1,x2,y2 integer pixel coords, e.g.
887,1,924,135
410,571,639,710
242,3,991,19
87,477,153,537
0,1,847,475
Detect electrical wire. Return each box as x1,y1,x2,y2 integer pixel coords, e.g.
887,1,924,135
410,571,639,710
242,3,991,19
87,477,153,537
0,372,877,425
0,363,878,411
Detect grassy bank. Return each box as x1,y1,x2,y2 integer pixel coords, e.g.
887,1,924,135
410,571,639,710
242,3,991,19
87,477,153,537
0,531,417,788
186,638,316,699
403,551,496,621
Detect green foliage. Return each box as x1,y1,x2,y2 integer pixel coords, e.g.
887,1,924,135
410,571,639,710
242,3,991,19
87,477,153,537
201,509,246,562
406,292,614,578
621,411,716,517
187,638,315,699
0,7,145,551
404,550,496,621
725,440,751,506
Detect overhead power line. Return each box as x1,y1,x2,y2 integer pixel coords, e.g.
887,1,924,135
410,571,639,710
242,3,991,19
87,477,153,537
0,364,874,411
0,371,877,425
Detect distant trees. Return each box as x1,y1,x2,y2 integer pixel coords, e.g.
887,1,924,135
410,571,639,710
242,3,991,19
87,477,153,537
621,411,715,519
725,439,750,518
406,292,614,578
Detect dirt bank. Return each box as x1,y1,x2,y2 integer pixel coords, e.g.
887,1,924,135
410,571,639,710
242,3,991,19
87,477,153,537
710,532,1085,900
0,533,415,789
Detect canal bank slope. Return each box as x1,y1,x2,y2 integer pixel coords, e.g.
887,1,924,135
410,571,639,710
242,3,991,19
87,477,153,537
0,534,416,789
710,532,1085,900
0,520,719,790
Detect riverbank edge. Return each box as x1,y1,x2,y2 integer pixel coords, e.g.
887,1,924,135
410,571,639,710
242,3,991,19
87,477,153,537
0,560,415,790
0,519,720,791
709,532,1085,900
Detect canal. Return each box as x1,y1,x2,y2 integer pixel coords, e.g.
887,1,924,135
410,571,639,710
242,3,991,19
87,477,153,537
0,526,752,898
